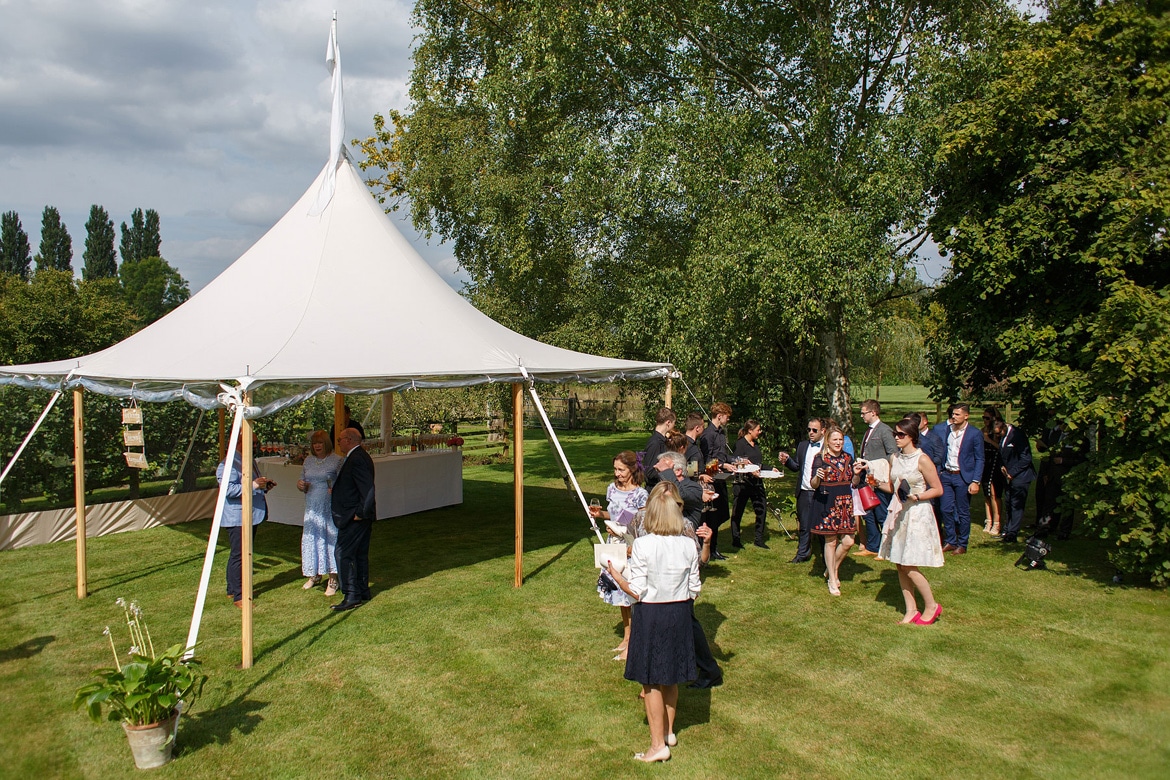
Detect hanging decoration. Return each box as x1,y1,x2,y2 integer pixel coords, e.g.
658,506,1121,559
122,401,148,469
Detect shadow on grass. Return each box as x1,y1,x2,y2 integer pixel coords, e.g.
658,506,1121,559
0,634,54,662
177,697,268,755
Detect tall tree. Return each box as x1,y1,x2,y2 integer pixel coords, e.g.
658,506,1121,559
929,0,1170,583
119,255,190,324
119,207,162,264
0,211,32,279
82,205,118,280
35,206,73,273
359,0,1012,434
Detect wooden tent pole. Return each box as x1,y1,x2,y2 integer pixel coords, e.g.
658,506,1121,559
381,392,394,444
665,376,673,409
333,394,346,454
217,408,226,460
73,389,88,599
240,397,254,669
513,382,524,588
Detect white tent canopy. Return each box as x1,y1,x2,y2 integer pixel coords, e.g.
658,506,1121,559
0,156,671,411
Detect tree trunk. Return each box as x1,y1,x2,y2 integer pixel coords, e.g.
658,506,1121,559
822,329,853,435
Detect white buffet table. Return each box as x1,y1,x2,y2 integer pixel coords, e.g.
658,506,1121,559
257,449,463,525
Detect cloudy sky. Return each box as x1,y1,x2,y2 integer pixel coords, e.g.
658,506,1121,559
0,0,465,293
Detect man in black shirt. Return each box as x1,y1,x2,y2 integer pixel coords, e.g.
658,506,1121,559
642,407,677,489
699,402,736,560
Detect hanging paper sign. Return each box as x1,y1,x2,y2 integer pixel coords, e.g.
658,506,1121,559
124,452,148,469
123,429,144,447
122,408,143,425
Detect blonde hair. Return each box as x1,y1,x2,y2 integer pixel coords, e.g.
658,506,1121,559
642,482,685,536
309,430,330,448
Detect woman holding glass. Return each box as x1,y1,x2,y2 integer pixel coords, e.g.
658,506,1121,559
589,451,648,660
809,427,860,596
297,429,343,595
607,482,701,763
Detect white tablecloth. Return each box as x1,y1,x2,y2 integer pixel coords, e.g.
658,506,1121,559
257,449,463,525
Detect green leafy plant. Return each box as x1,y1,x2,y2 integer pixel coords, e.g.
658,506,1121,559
73,599,207,726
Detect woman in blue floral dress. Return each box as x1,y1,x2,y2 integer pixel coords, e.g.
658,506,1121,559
589,451,648,661
296,430,344,595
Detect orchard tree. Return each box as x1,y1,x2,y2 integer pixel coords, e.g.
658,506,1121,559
0,211,32,279
35,206,73,272
359,0,1013,435
929,0,1170,584
82,205,117,280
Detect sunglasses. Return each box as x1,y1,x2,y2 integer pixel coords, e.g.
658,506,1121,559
808,427,820,432
893,432,909,438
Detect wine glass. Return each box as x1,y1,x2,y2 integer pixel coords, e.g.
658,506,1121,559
589,498,601,517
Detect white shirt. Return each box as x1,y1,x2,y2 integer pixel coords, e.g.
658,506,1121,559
626,534,701,603
801,441,823,491
946,423,968,471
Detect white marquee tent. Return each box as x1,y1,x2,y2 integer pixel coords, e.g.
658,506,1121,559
0,21,673,667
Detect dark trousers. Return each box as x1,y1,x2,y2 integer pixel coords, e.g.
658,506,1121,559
863,489,891,552
692,607,721,682
939,471,973,548
730,479,767,544
335,520,372,602
795,489,815,560
226,523,259,601
1002,481,1031,542
702,488,730,550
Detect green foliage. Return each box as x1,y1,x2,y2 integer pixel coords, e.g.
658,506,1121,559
119,256,190,324
358,0,1014,439
119,207,161,265
34,206,73,273
82,205,117,280
73,601,206,726
0,211,32,280
929,0,1170,583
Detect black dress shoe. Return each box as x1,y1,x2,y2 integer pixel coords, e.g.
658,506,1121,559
688,676,724,689
787,556,811,564
330,599,362,612
731,538,744,549
753,541,770,549
711,551,728,561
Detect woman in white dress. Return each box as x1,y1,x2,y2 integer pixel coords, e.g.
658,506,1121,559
296,430,343,595
877,418,945,625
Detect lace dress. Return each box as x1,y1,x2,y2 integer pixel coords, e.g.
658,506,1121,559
596,483,648,607
811,452,857,535
301,453,343,576
879,450,945,567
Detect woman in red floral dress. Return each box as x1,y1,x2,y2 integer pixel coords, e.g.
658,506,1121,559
810,427,861,596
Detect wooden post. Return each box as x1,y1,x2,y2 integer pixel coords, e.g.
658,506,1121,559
217,408,226,460
664,376,672,409
73,389,88,600
333,394,346,454
513,382,524,588
240,398,254,669
381,392,394,443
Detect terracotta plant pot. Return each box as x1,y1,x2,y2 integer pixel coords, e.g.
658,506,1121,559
121,709,179,769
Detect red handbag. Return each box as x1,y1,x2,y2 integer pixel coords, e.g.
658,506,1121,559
857,484,881,511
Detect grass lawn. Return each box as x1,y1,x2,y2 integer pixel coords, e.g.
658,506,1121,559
1,430,1167,779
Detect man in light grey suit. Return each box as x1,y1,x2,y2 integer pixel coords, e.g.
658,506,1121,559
858,399,897,556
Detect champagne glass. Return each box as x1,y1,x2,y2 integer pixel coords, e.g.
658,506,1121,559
589,498,601,517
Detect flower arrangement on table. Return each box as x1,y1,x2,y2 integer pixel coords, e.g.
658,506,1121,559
447,436,464,448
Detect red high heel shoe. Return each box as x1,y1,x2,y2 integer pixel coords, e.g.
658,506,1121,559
912,604,943,625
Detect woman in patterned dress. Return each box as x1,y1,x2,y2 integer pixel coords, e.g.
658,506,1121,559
589,451,648,660
296,430,343,595
810,427,860,596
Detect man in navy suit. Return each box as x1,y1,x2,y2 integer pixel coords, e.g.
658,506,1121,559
996,420,1035,544
932,403,984,555
778,417,825,563
330,427,377,611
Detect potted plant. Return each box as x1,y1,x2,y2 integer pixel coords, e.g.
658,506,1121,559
74,599,207,770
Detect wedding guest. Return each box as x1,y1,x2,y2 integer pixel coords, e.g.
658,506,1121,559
876,419,945,625
810,427,858,596
857,400,897,557
607,482,702,763
779,417,825,564
643,408,677,489
729,420,769,549
981,407,1005,536
590,452,648,661
296,430,343,596
995,419,1036,545
216,434,272,608
932,403,985,555
700,402,736,559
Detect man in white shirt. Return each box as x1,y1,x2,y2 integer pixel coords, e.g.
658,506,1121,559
930,404,985,554
779,417,825,563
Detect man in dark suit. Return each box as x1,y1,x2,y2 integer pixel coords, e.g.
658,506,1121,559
996,420,1035,544
858,400,898,556
778,417,825,563
914,412,945,469
642,407,676,489
931,403,985,555
330,427,377,611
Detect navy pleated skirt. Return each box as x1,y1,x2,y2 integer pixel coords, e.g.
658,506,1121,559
624,599,696,686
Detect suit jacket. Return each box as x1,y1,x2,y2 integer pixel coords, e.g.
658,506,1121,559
860,421,897,461
782,439,822,494
658,468,704,527
998,425,1036,487
331,445,377,530
931,421,985,485
919,429,945,469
